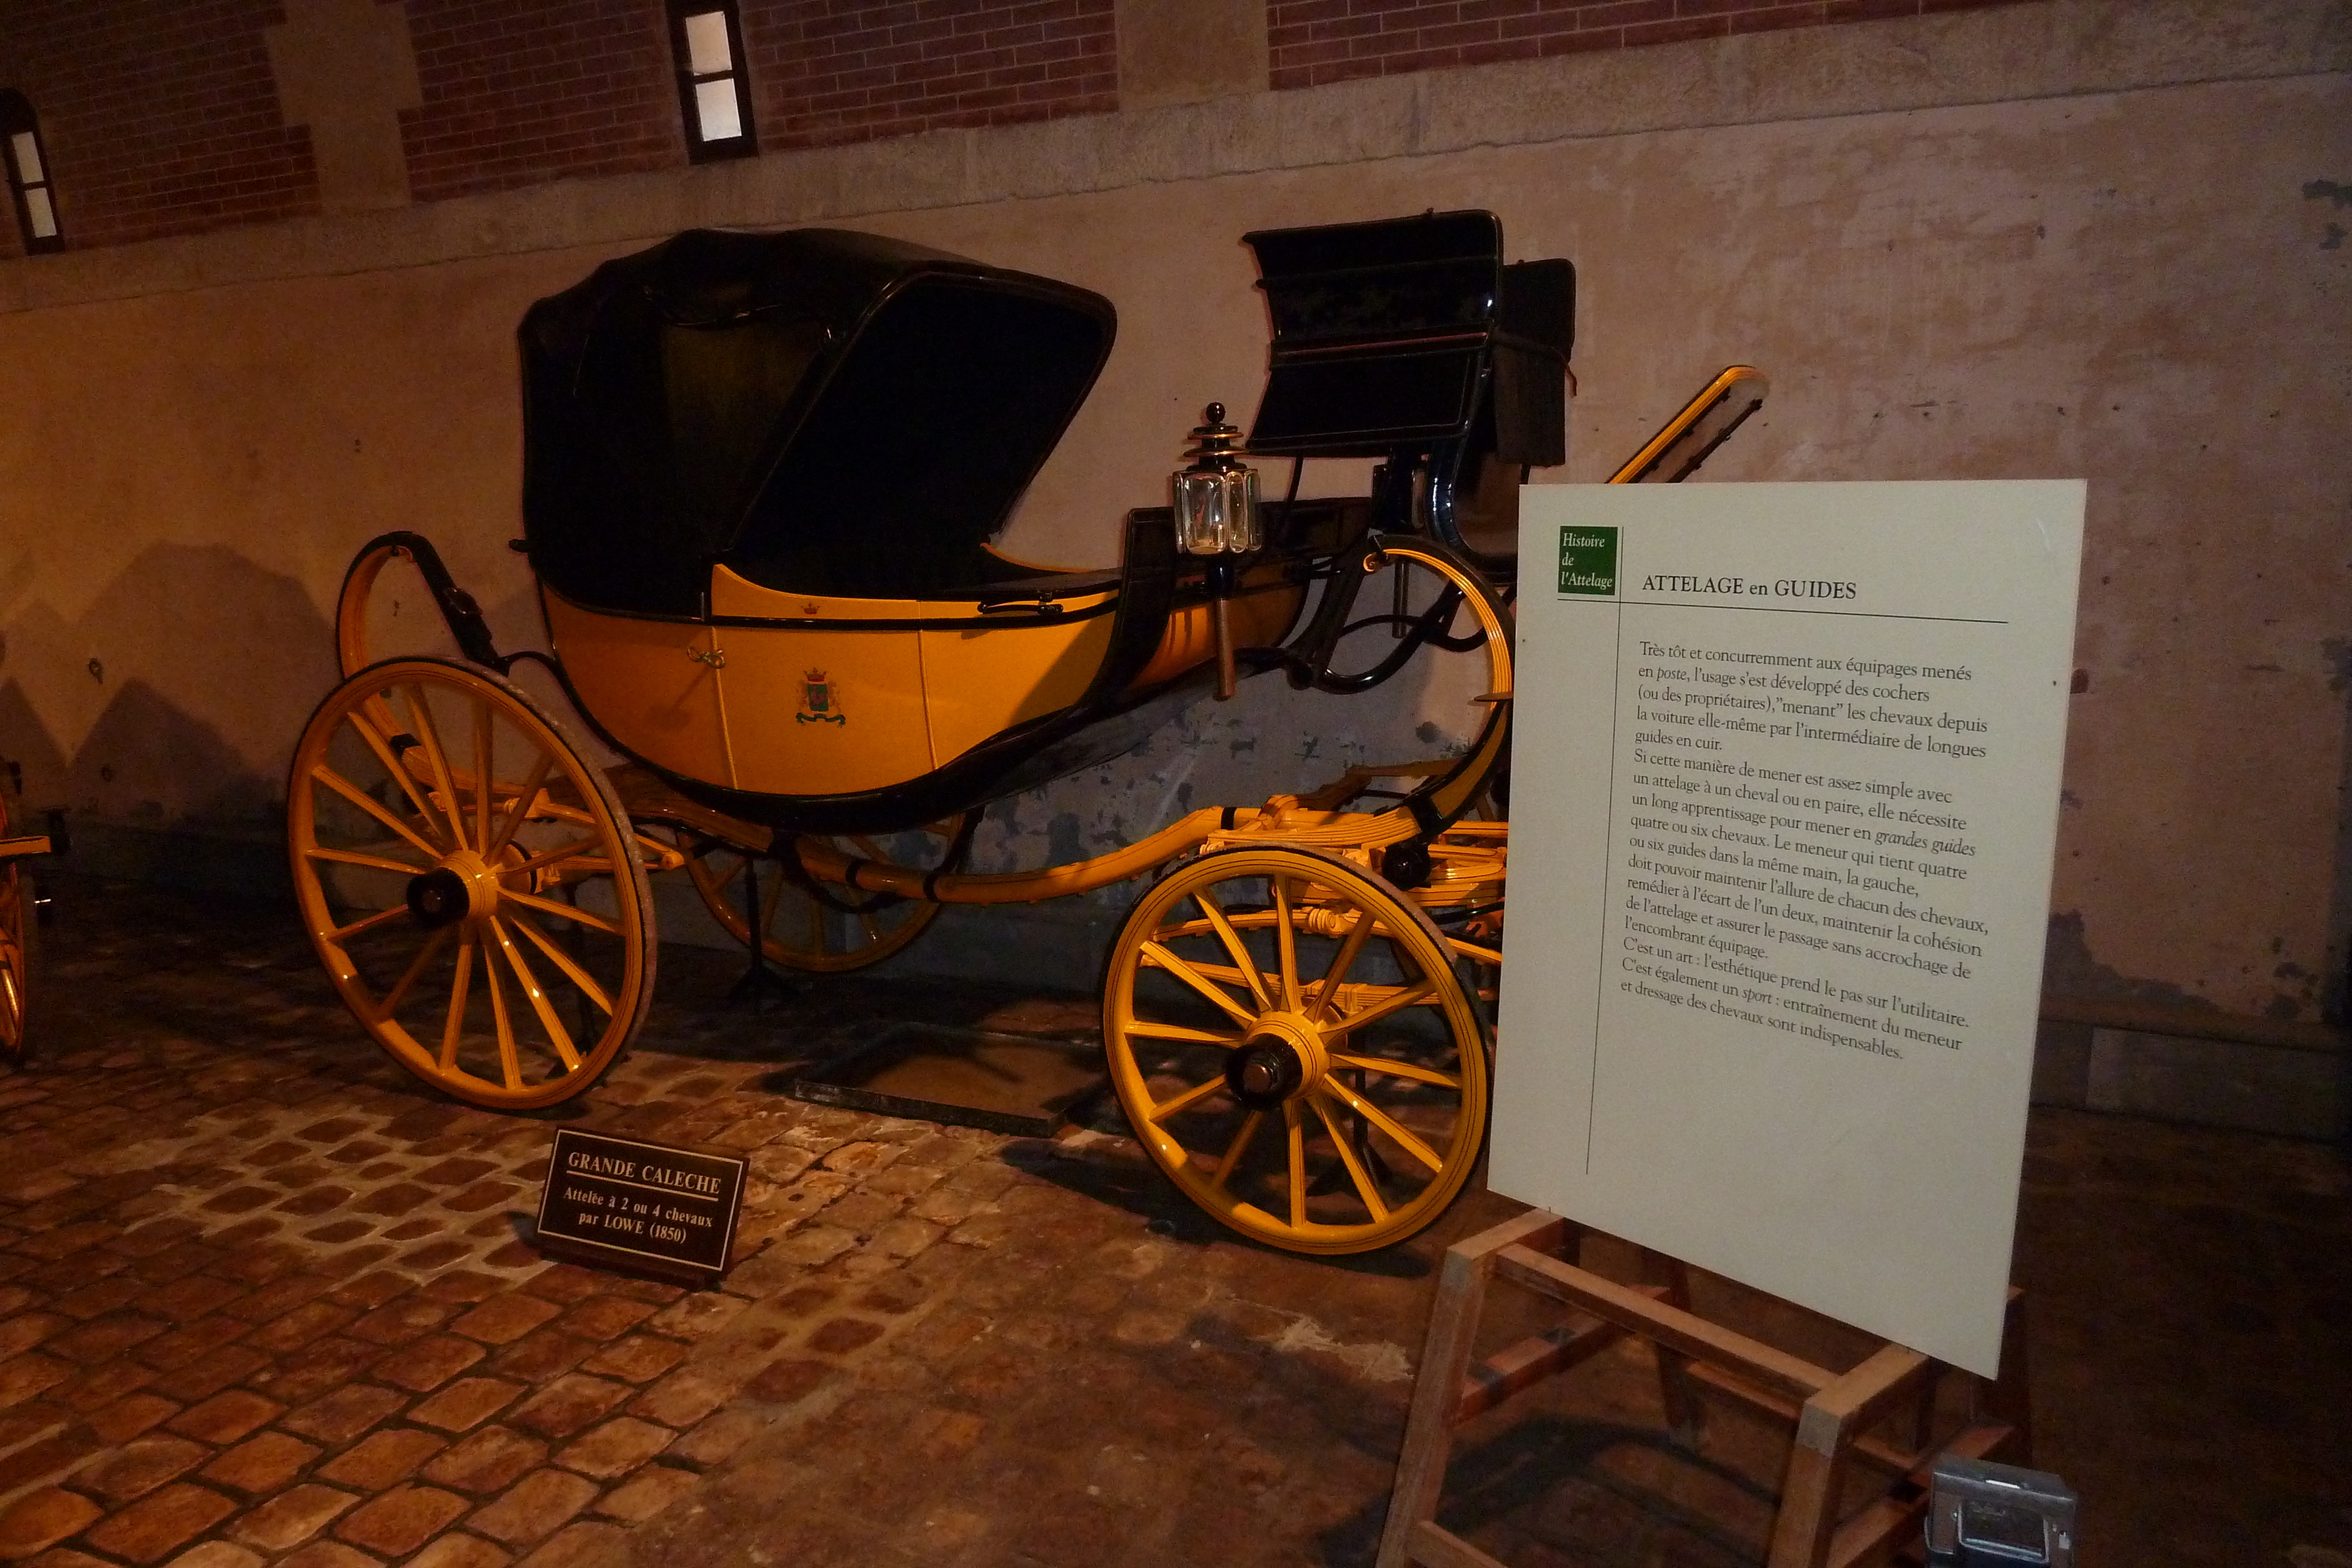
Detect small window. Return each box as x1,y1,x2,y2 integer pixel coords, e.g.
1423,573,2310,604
1,91,62,254
667,3,757,162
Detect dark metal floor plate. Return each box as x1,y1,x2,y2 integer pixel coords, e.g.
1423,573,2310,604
778,1022,1108,1137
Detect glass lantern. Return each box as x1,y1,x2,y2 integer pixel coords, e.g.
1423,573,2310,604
1171,403,1262,555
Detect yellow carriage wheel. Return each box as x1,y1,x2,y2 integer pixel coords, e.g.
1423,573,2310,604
674,817,964,974
288,657,656,1110
0,803,31,1062
1103,846,1489,1255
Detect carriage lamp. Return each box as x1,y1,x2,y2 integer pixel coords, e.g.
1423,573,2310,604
1172,403,1261,700
1172,403,1262,556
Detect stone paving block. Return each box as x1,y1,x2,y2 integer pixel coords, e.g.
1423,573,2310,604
554,1416,672,1479
164,1541,265,1567
0,1495,102,1561
49,1277,144,1320
409,1376,526,1433
591,1463,697,1524
422,1427,547,1495
450,1295,562,1347
248,1336,377,1403
467,1468,600,1547
487,1331,593,1383
0,1312,71,1359
134,1316,248,1372
326,1271,413,1312
517,1267,604,1307
151,1344,272,1405
373,1333,486,1393
280,1383,407,1445
242,1299,356,1355
224,1482,360,1553
349,1295,458,1347
513,1518,630,1567
163,1390,282,1446
270,1540,377,1568
81,1434,213,1503
625,1369,738,1429
89,1392,181,1444
0,1352,74,1406
667,1408,766,1470
333,1482,470,1556
225,1275,337,1326
642,1293,744,1342
576,1333,686,1385
507,1375,631,1440
742,1358,828,1406
201,1430,322,1495
407,1532,513,1567
318,1426,448,1490
0,1428,101,1494
136,1273,248,1323
550,1297,654,1343
83,1482,239,1563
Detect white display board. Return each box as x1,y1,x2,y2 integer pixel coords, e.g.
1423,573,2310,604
1493,482,2083,1376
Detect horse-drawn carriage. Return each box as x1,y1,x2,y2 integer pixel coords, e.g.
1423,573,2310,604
289,209,1763,1255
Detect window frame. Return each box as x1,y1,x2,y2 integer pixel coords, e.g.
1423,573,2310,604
0,91,62,255
665,2,758,163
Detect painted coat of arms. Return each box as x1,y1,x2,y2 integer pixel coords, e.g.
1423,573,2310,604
796,669,846,725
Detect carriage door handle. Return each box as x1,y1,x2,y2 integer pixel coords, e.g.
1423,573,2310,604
687,647,726,668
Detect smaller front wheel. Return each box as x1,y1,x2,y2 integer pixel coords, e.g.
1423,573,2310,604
287,657,656,1109
1102,847,1490,1255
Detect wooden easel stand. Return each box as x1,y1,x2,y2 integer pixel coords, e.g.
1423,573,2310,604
1378,1209,2032,1568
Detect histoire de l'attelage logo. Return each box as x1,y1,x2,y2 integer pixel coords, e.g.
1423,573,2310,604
1558,525,1619,597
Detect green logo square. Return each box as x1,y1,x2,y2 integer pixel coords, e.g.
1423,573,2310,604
1557,525,1619,596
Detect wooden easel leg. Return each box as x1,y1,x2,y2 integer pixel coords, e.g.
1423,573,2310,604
1377,1209,1565,1568
1766,1403,1847,1568
1655,1254,1704,1449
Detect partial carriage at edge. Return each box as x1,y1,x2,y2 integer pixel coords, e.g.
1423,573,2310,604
289,209,1765,1254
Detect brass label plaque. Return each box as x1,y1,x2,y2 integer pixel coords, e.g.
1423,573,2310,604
535,1128,746,1281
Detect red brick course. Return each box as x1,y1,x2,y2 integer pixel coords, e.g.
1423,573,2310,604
743,0,1120,151
1267,0,2044,89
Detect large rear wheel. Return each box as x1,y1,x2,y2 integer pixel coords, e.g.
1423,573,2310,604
288,657,655,1109
1102,846,1489,1255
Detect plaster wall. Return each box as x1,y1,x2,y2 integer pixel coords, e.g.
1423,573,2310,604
0,26,2345,1024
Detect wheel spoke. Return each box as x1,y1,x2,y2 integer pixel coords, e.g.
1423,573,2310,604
1147,1074,1228,1124
483,749,557,860
1271,876,1302,1012
502,888,618,934
328,904,411,945
1194,889,1272,1012
479,931,522,1090
1307,909,1375,1025
373,927,453,1023
306,844,431,877
1211,1109,1262,1189
1320,1075,1445,1174
439,938,475,1070
1309,1091,1390,1220
342,708,446,838
312,763,442,861
505,834,603,880
1138,941,1259,1030
1122,1018,1244,1048
1329,977,1438,1034
489,917,580,1072
1284,1099,1308,1228
395,684,473,849
1447,936,1502,966
1328,1051,1459,1091
507,908,614,1017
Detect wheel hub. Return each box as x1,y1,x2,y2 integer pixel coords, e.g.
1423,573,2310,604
1224,1011,1329,1109
406,850,502,930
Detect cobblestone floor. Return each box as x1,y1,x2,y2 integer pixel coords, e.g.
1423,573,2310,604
0,875,2346,1567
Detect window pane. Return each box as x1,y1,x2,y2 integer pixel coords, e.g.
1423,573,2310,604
9,131,42,186
693,77,743,142
683,11,733,76
25,185,55,239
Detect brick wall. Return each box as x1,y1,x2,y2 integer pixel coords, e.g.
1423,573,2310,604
0,0,316,255
740,0,1118,151
400,0,682,204
1268,0,2036,90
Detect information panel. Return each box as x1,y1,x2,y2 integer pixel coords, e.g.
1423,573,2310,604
1493,482,2082,1375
